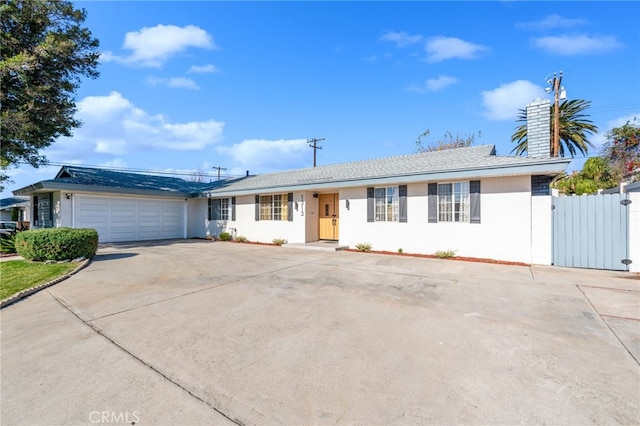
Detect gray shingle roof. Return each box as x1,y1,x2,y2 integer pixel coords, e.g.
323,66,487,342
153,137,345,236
13,166,242,196
205,144,570,195
0,196,30,209
14,145,570,198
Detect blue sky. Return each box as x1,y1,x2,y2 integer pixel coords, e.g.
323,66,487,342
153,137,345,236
4,1,640,198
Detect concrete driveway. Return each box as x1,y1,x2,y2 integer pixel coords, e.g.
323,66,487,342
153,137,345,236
2,240,639,425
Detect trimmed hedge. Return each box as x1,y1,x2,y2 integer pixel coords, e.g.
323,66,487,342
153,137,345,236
15,228,98,261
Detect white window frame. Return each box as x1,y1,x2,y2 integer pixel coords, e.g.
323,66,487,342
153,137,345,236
374,186,399,222
211,198,231,221
259,194,288,221
437,182,470,223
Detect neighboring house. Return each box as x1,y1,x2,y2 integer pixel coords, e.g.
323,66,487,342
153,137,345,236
19,99,637,269
0,196,30,222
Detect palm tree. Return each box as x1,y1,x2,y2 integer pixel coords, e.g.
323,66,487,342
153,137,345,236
511,99,598,157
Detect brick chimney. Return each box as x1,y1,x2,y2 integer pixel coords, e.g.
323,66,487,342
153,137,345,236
526,98,551,158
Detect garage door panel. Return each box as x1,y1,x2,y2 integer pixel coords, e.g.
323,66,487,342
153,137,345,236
74,195,184,243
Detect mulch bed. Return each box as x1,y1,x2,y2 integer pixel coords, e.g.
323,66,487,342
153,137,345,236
345,249,529,267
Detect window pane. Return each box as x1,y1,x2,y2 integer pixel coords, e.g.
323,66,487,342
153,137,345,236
220,198,229,220
260,195,272,220
387,187,398,221
280,195,288,221
438,184,452,222
374,188,386,221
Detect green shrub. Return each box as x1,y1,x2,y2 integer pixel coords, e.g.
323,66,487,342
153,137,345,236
434,249,456,259
272,238,287,246
15,228,98,261
355,242,372,252
398,248,403,254
11,207,19,222
235,235,247,243
218,231,232,241
0,231,17,254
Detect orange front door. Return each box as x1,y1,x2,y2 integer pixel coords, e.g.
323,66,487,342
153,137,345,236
318,193,339,240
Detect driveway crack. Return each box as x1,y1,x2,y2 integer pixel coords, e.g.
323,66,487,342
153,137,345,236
47,290,245,426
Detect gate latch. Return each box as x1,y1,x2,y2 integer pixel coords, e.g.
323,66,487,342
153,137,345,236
621,199,632,206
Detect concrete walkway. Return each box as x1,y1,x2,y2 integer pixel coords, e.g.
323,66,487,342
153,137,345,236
2,240,638,425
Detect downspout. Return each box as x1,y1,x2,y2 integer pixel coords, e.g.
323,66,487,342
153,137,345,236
183,199,188,239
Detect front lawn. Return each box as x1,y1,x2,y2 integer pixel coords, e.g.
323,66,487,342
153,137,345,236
0,260,78,300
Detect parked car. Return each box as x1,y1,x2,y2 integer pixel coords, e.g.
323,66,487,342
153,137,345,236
0,221,18,238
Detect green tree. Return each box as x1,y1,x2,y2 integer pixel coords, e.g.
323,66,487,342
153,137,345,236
511,99,598,158
600,119,640,183
416,129,481,153
1,0,100,190
554,157,616,195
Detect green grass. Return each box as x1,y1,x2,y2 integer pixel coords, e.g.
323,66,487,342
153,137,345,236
0,260,78,300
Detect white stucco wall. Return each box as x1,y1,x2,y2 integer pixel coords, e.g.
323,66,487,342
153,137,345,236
339,176,536,264
191,192,310,244
530,196,552,265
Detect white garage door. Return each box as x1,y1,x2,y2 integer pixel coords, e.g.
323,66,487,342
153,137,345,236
74,195,185,243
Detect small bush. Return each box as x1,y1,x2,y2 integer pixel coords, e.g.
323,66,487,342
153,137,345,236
355,242,372,252
434,249,456,259
0,231,17,254
272,238,287,246
398,248,403,254
218,231,232,241
235,235,247,243
15,228,98,261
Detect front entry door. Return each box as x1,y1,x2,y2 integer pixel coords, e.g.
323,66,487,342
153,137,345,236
319,193,339,240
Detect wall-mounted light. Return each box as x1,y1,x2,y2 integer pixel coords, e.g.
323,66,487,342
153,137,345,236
65,193,72,200
346,199,350,210
295,201,299,211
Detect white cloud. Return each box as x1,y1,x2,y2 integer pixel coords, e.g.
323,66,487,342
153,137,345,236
48,91,224,159
481,80,548,121
532,34,622,55
408,75,459,93
380,31,423,47
101,25,215,68
218,139,308,172
425,36,488,63
516,14,588,31
100,159,128,168
188,64,219,74
146,76,200,90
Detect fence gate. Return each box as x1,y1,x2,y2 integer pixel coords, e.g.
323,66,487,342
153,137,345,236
552,193,630,271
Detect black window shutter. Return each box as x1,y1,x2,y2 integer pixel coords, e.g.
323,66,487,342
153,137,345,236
399,185,408,223
470,180,481,224
287,192,293,222
255,195,260,221
367,187,374,222
231,197,236,221
207,199,212,221
428,183,438,223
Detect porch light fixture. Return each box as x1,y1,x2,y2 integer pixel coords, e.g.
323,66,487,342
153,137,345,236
346,199,350,210
65,193,72,200
295,201,299,211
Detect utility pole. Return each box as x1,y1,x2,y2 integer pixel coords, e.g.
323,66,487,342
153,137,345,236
546,71,565,157
212,166,227,181
308,138,324,167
